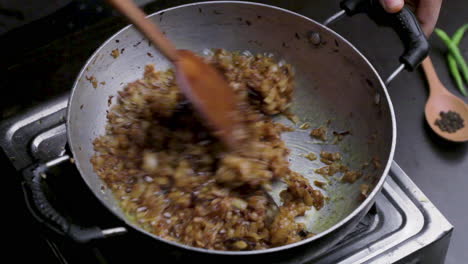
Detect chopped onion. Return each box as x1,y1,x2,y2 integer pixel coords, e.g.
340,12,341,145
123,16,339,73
142,151,158,173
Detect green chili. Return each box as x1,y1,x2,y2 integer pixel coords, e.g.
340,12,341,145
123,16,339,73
452,24,468,44
435,28,468,86
447,55,466,96
447,24,468,96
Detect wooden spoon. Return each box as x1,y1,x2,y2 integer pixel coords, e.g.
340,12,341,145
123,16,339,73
108,0,242,149
422,57,468,142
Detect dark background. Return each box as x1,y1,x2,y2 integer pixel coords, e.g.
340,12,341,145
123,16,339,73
0,0,466,263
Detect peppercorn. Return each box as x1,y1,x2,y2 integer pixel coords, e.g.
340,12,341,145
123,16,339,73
434,110,465,133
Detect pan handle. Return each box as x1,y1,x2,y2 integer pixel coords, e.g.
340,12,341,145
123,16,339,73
325,0,429,84
22,155,127,243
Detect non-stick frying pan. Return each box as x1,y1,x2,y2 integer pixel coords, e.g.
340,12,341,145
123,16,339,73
24,0,428,260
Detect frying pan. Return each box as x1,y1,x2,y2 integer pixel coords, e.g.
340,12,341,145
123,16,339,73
24,0,429,260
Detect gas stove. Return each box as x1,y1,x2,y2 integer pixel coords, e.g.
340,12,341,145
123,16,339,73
0,93,453,264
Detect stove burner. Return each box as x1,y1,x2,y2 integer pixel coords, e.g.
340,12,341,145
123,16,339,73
0,94,453,263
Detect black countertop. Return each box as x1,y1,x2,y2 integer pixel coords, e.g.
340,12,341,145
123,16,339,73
1,0,466,263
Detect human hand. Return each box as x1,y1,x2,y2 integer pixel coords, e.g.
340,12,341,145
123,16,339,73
379,0,443,36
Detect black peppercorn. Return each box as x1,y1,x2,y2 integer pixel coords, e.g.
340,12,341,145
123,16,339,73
434,111,465,133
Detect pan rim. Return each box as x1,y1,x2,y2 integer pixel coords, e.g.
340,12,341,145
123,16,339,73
66,0,397,256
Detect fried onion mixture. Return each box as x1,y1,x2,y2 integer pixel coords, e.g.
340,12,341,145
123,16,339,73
91,49,324,250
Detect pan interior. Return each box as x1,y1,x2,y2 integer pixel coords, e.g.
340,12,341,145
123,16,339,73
67,2,394,250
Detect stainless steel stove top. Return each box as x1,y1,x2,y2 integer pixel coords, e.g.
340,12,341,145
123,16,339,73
0,94,453,264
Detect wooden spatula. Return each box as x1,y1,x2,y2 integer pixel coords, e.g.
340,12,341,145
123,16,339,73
108,0,243,149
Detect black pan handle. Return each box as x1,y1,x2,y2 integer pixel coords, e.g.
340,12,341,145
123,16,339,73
22,155,127,243
340,0,429,71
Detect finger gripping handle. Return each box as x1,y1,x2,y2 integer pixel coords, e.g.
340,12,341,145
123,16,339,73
340,0,429,71
393,8,429,70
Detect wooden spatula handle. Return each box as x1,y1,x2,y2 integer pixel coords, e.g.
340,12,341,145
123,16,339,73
421,57,446,95
107,0,179,62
